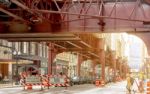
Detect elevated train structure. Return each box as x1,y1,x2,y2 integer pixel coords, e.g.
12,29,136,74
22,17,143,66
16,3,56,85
0,0,149,83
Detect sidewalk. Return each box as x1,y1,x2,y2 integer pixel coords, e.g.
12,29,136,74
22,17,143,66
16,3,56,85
0,83,21,88
94,81,146,94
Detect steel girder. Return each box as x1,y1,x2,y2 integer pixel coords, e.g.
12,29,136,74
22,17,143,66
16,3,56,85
0,0,147,33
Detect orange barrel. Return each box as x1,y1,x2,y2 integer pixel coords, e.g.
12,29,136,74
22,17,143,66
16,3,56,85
101,80,105,86
95,80,100,86
27,84,32,90
147,81,150,94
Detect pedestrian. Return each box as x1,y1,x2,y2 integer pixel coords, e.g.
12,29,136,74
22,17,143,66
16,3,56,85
0,72,2,81
139,72,145,93
126,73,134,94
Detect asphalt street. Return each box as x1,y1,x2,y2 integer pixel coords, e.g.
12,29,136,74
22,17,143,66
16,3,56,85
0,81,145,94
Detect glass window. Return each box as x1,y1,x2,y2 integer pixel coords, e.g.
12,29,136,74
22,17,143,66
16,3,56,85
46,46,49,58
18,42,21,53
2,40,8,46
23,42,29,54
8,42,12,47
38,43,42,57
14,42,19,52
43,45,46,58
0,39,2,45
30,42,36,55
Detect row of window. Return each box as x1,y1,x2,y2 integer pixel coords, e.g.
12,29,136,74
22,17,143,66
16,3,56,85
0,40,49,58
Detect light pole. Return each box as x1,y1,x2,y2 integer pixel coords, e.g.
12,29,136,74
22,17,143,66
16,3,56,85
13,51,21,85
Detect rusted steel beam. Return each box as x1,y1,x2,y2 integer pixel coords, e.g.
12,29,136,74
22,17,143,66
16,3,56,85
6,37,81,41
53,0,61,11
31,0,41,8
66,41,82,49
85,0,93,14
80,41,92,48
109,0,118,17
53,43,67,49
56,48,92,52
128,0,140,19
78,0,86,18
50,0,141,3
34,9,146,22
0,8,26,22
0,33,76,38
10,0,34,14
88,51,99,58
10,0,45,21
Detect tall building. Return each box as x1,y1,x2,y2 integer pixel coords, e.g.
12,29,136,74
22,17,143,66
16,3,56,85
0,40,49,80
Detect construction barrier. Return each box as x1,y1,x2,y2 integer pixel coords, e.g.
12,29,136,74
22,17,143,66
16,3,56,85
22,75,43,90
95,79,105,87
116,76,122,82
100,80,105,86
147,81,150,94
39,74,70,89
95,80,100,86
20,74,69,90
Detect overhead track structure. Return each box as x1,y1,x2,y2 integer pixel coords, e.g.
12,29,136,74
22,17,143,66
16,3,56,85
0,0,149,33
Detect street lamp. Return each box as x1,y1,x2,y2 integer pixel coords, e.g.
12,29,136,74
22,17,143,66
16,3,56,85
13,51,21,85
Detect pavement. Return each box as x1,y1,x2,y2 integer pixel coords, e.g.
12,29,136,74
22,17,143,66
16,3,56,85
0,81,146,94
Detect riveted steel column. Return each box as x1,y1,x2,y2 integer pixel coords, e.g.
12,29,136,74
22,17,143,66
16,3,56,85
48,43,57,75
100,50,105,81
98,38,105,81
111,51,116,82
92,61,96,79
77,54,83,76
119,60,122,78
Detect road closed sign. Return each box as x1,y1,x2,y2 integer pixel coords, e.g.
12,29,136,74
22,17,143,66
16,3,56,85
25,76,41,84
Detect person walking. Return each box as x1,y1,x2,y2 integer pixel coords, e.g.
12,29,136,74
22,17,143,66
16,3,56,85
0,72,2,81
126,73,134,94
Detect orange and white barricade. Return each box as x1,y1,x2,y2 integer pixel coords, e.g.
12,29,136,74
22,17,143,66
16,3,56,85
23,75,43,90
42,74,69,88
100,80,105,86
56,75,69,87
95,80,100,87
147,81,150,94
95,79,105,87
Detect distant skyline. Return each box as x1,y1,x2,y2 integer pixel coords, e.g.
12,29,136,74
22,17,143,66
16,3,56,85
128,35,144,70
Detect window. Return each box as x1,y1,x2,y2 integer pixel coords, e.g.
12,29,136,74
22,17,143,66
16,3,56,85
30,42,36,55
23,42,29,54
8,42,12,47
38,43,42,57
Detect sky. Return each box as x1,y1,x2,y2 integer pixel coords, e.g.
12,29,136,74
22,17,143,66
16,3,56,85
128,35,145,70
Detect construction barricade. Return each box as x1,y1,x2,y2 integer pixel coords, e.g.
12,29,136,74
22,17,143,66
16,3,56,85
95,79,105,87
42,74,69,89
147,81,150,94
100,80,105,86
22,75,43,90
116,76,122,82
95,80,100,87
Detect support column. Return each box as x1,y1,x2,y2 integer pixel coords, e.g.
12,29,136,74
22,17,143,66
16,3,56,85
119,61,122,78
124,65,127,79
92,61,96,78
111,51,116,82
98,39,105,81
125,64,130,78
77,54,83,76
48,43,57,75
100,50,105,81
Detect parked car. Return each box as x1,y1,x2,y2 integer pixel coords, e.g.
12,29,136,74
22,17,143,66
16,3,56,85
72,76,80,85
